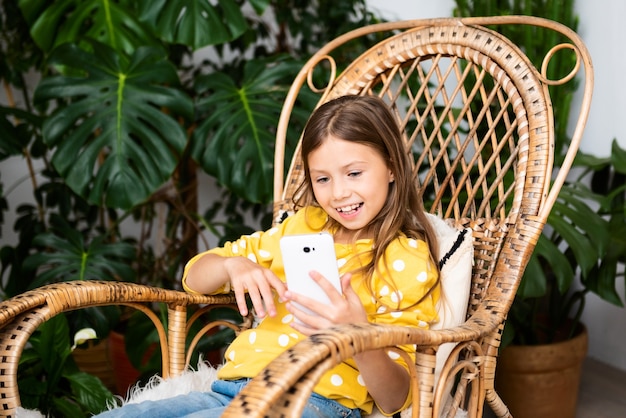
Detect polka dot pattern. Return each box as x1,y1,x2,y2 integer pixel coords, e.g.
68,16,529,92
183,206,439,413
330,374,344,386
393,259,406,271
278,334,290,347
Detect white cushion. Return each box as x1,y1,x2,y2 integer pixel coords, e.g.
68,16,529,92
425,213,473,379
368,215,473,418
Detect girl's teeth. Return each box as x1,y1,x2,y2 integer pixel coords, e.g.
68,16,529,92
338,204,361,212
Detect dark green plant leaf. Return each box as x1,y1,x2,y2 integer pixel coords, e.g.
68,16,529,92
34,41,193,209
0,106,42,159
37,314,71,377
51,397,90,417
18,0,158,55
66,371,116,414
16,376,47,412
248,0,271,15
611,139,626,175
134,0,259,50
518,237,554,298
192,57,303,203
23,219,136,288
550,186,610,274
517,235,574,299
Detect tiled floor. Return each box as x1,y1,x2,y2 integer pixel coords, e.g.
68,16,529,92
483,356,626,418
576,357,626,418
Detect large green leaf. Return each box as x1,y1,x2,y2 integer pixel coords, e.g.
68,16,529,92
520,183,611,298
34,42,193,209
66,372,116,414
192,57,305,204
37,314,71,378
134,0,265,50
549,186,610,277
18,0,158,55
518,236,562,298
23,217,136,288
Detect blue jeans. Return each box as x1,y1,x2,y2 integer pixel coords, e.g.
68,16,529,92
95,378,361,418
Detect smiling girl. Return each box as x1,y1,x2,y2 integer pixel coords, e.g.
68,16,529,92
97,95,440,418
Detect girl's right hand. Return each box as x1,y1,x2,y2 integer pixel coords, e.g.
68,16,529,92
223,256,287,318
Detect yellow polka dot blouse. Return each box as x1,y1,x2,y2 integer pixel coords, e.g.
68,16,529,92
182,206,439,415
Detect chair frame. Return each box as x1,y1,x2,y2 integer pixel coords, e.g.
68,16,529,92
0,15,592,418
228,15,593,418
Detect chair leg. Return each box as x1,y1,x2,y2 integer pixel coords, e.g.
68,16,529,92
484,389,513,418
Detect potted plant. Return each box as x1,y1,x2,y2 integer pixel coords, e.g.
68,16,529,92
495,141,626,418
17,314,116,416
1,0,387,400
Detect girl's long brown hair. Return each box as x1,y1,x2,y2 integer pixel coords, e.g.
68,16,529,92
293,95,440,309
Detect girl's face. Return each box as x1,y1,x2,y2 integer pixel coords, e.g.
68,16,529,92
308,135,394,243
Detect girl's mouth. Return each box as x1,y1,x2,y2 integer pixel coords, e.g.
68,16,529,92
336,203,363,216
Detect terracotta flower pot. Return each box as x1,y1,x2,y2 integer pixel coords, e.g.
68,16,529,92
495,324,588,418
108,330,143,396
72,337,116,391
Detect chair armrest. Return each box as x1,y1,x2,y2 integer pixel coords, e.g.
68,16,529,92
0,280,239,416
223,308,501,418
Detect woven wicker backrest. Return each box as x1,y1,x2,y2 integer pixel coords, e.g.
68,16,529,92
219,17,593,418
272,16,592,324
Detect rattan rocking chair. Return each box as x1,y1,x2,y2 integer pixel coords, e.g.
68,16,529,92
0,15,592,418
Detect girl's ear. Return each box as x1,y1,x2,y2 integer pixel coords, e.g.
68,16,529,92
389,170,395,183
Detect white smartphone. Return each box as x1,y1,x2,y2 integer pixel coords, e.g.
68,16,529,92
280,233,342,318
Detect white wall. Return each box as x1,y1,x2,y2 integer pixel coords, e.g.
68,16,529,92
572,0,626,372
366,0,626,372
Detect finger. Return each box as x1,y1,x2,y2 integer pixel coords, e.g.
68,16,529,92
246,285,267,318
308,270,342,300
340,273,354,296
285,290,325,315
256,271,280,317
231,283,249,317
268,274,288,301
289,319,316,336
285,301,323,334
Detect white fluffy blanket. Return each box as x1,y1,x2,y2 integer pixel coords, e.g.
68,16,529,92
16,360,467,417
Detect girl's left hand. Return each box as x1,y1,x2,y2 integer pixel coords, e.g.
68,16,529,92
285,272,367,335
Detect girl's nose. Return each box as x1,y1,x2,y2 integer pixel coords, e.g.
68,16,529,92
332,180,350,199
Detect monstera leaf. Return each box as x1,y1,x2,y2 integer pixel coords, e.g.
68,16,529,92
133,0,269,50
18,0,158,55
192,57,308,204
518,184,610,299
34,41,193,209
23,216,136,289
19,0,269,54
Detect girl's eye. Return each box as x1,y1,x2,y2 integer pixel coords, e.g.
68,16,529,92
348,171,362,178
315,177,329,184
